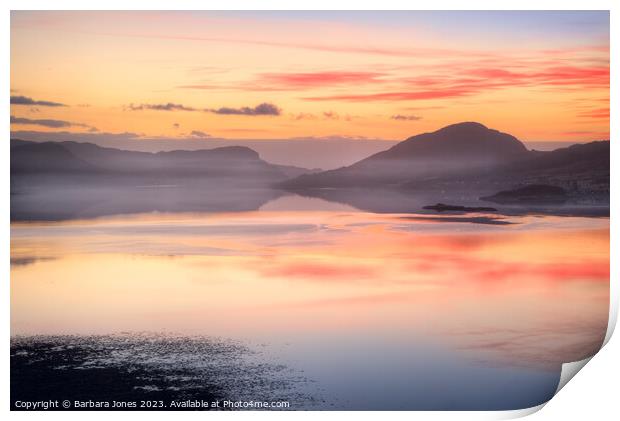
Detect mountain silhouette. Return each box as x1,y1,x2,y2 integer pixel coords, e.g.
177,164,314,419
282,122,608,210
11,141,97,174
284,122,530,188
11,139,314,183
372,122,527,160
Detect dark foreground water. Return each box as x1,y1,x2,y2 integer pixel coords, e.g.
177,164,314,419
11,334,313,410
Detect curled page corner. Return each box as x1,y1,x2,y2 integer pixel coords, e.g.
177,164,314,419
494,403,547,419
555,356,594,395
498,357,596,420
510,308,616,419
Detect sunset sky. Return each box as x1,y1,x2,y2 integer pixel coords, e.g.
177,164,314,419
10,11,610,145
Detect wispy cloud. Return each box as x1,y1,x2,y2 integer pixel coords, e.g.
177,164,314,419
290,111,357,121
10,130,141,145
304,88,472,102
180,71,389,92
463,65,609,88
11,116,71,128
391,114,422,121
291,112,318,121
322,111,339,120
577,107,609,119
190,130,211,138
10,115,96,130
303,63,609,102
98,30,490,60
205,103,281,116
10,95,66,107
125,101,281,116
257,71,386,89
126,103,196,111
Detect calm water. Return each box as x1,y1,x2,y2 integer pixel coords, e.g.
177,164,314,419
10,195,609,410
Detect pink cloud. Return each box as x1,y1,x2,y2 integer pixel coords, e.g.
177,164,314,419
303,88,474,102
180,71,388,92
257,71,386,89
303,63,609,102
577,107,610,119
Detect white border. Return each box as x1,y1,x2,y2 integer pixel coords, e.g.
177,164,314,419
2,1,619,10
3,2,617,420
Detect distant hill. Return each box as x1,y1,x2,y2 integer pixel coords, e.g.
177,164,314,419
373,121,527,160
284,122,530,188
514,141,609,176
283,122,608,203
9,126,610,218
424,140,609,203
11,139,316,185
11,141,97,174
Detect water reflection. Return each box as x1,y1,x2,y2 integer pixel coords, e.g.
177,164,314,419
10,200,609,409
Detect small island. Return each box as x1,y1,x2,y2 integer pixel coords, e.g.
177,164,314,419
423,203,498,213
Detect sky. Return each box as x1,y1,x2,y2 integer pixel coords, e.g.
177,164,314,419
10,11,610,147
